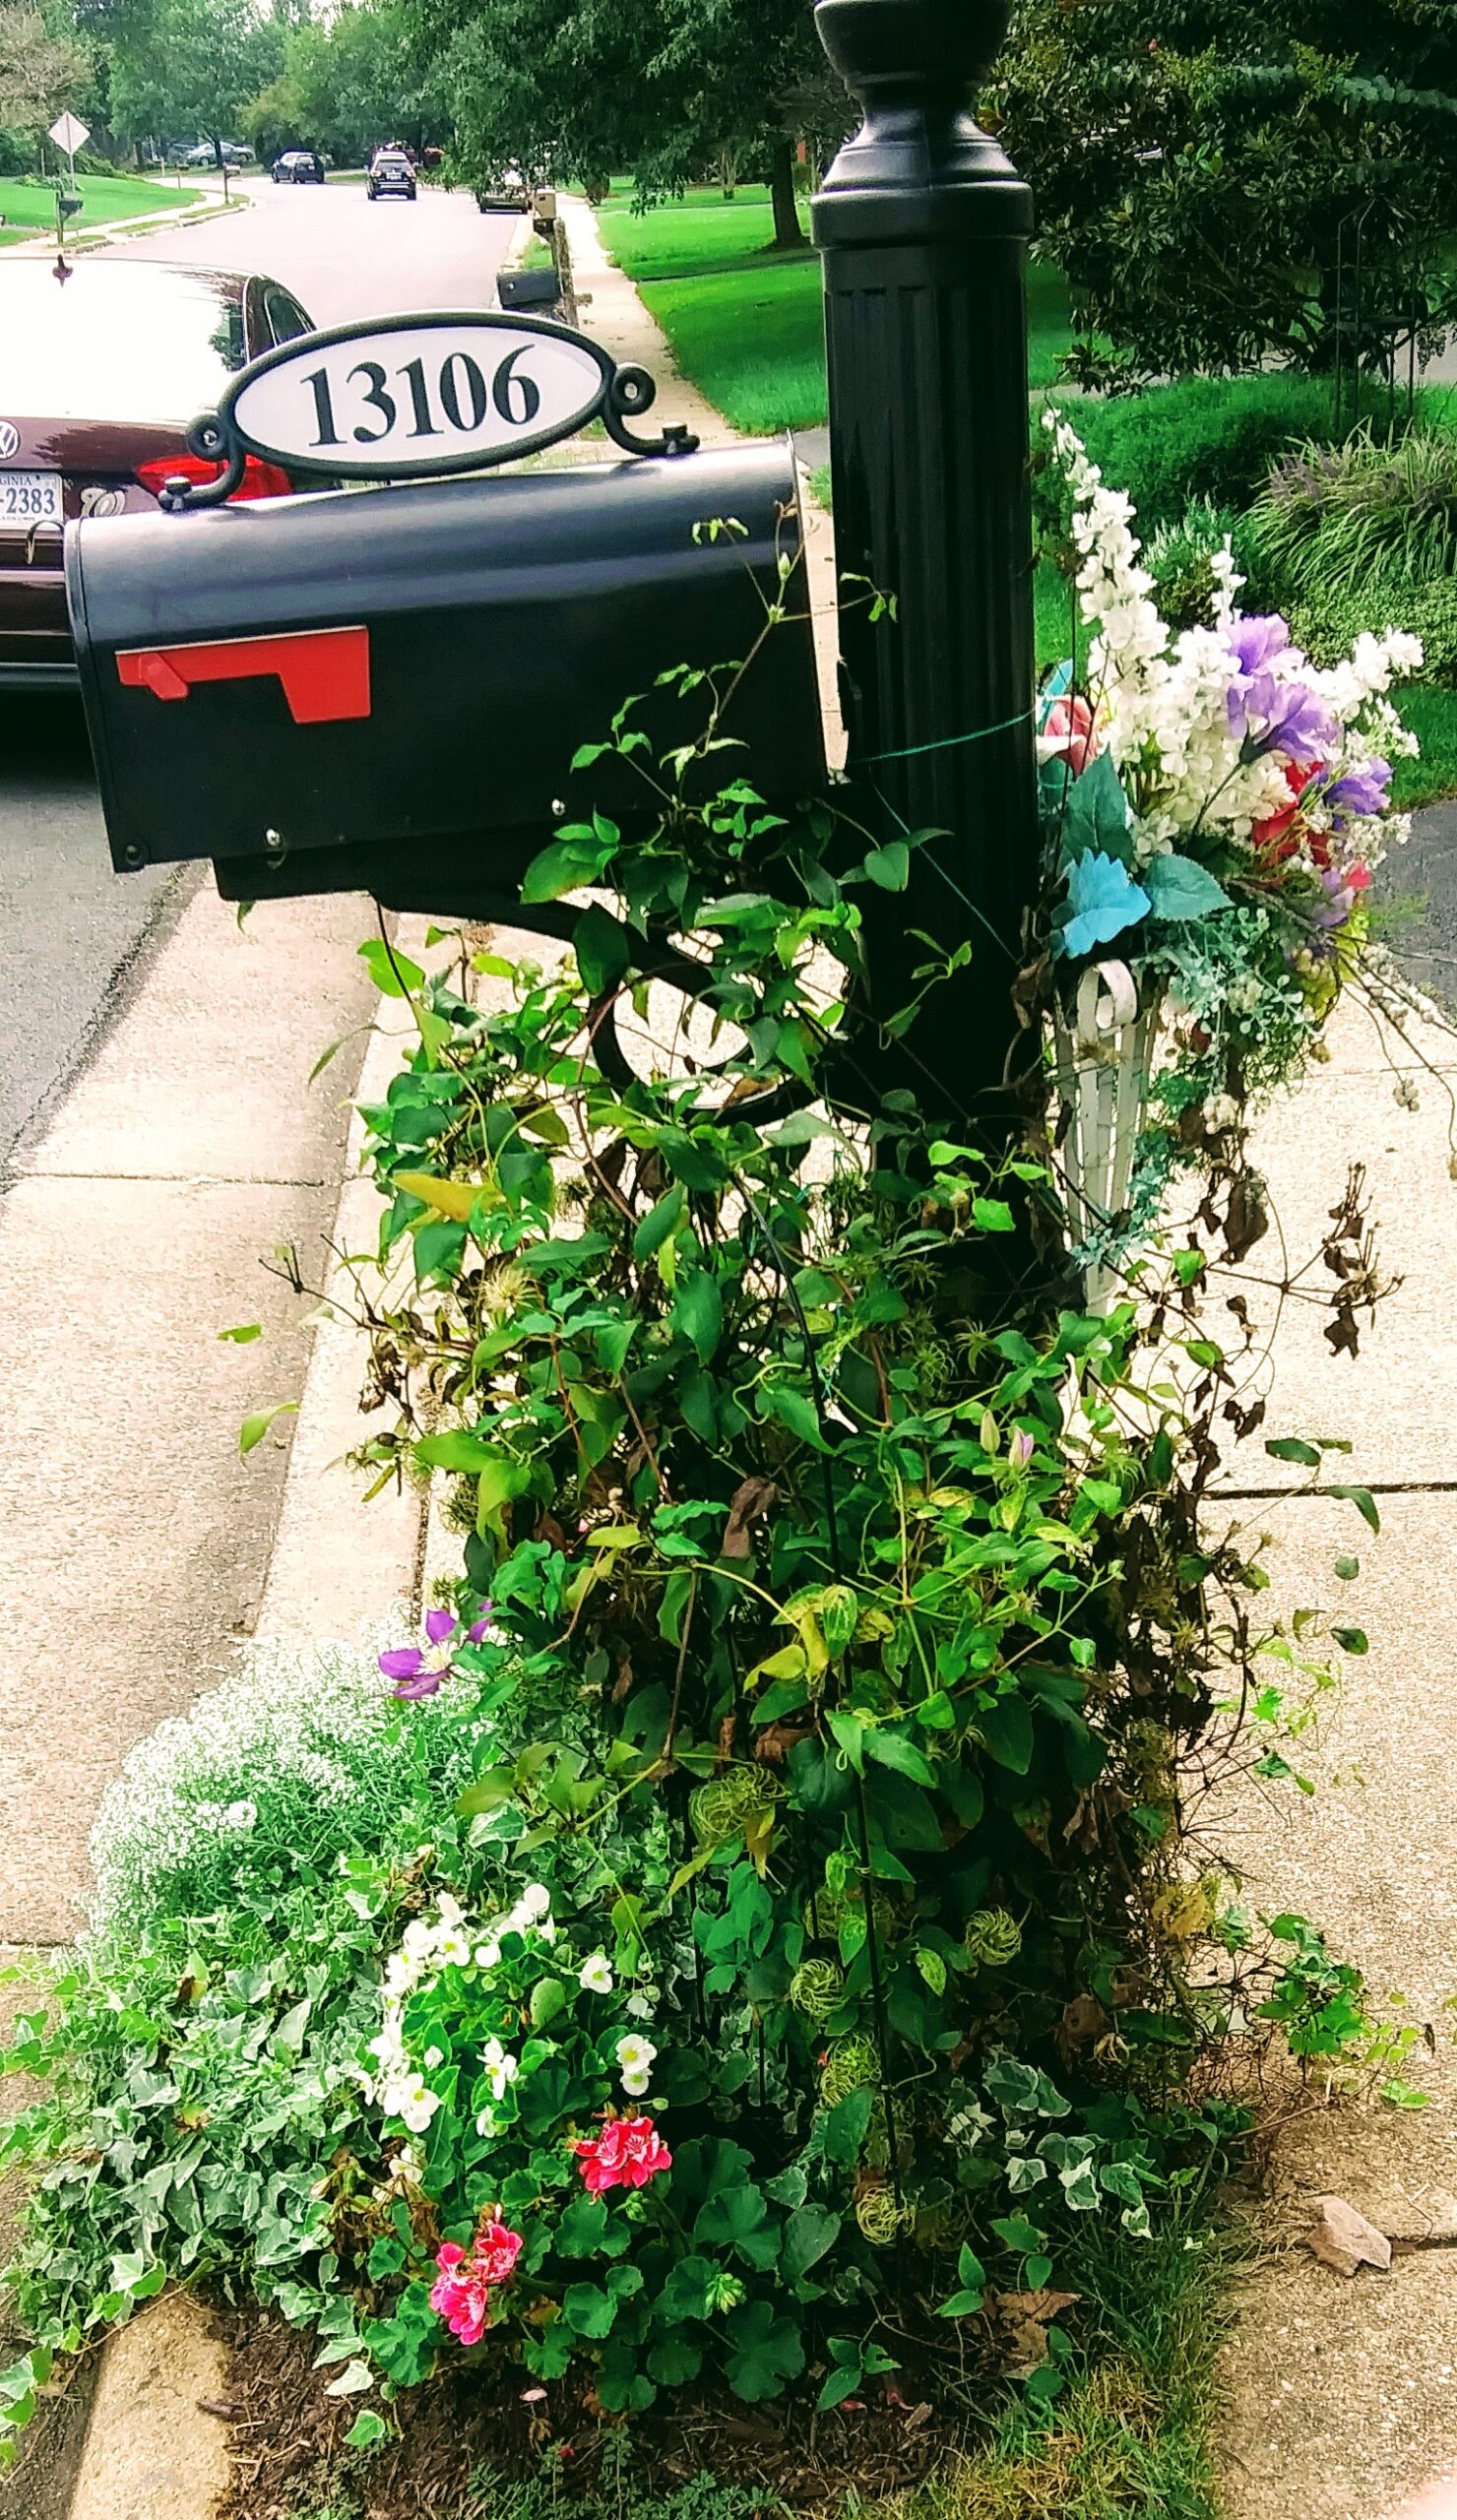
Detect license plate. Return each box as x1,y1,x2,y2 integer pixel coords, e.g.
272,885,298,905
0,471,63,527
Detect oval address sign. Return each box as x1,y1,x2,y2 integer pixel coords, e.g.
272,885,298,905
225,312,612,480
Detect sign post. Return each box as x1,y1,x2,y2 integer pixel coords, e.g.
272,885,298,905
48,110,89,252
812,0,1040,1134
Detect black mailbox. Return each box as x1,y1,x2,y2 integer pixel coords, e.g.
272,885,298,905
67,441,824,910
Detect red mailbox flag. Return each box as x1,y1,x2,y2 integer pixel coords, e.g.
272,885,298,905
116,625,370,724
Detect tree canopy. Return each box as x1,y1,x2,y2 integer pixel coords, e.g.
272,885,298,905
400,0,848,243
997,0,1457,379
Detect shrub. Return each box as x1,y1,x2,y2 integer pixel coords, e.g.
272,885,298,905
1141,498,1244,633
1291,578,1457,687
1035,374,1360,546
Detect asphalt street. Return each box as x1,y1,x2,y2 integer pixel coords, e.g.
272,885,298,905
0,176,517,1168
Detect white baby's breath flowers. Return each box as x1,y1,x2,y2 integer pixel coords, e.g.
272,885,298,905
579,1952,614,1994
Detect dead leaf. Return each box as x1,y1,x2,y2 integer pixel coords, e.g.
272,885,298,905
721,1474,777,1560
1224,1168,1270,1262
1305,2194,1392,2278
989,2285,1080,2374
1054,1992,1109,2062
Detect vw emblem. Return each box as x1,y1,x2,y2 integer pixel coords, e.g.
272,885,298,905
0,423,19,461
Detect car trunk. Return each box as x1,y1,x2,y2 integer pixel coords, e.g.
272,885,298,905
0,416,215,680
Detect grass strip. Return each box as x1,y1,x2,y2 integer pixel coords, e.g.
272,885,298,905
0,171,201,231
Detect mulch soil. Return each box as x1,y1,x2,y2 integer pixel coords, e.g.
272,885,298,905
214,2307,964,2520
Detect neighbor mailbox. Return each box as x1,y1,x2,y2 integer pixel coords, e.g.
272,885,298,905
65,309,825,919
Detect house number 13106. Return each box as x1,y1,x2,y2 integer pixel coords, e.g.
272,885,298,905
302,346,542,447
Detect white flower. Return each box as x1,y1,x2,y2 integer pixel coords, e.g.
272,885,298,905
222,1798,257,1830
624,1987,658,2020
482,2035,520,2102
402,1920,435,1964
423,2045,444,2070
436,1928,472,1967
476,1939,501,1970
475,2108,498,2139
397,2077,441,2135
614,2033,657,2088
579,1952,614,1994
519,1883,552,1922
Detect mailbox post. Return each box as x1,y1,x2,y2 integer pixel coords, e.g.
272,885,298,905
812,0,1039,1131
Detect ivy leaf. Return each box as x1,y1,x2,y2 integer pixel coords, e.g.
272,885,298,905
1333,1626,1368,1655
1143,853,1233,920
973,1197,1016,1233
356,937,425,997
1265,1436,1322,1468
345,2410,388,2446
1055,850,1151,961
633,1185,686,1265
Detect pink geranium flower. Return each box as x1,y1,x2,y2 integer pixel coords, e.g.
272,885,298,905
572,2113,672,2195
427,2208,524,2345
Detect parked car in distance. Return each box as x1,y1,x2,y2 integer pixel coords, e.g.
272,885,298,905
272,150,326,185
182,141,251,168
367,149,416,202
475,165,531,213
0,257,315,689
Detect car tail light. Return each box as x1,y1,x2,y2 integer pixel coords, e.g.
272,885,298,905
133,452,293,504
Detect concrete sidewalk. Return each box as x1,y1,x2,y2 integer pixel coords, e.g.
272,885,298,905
1211,938,1457,2517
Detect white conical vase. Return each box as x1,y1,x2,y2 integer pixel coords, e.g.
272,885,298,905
1049,961,1160,1310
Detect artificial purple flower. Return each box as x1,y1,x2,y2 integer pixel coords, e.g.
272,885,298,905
1230,614,1293,679
1259,679,1339,766
378,1603,496,1700
1323,758,1392,822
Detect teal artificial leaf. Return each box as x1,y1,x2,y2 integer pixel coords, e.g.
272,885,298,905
1055,851,1151,961
1143,852,1233,921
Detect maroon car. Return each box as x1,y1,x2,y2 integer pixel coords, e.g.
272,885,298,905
0,256,315,689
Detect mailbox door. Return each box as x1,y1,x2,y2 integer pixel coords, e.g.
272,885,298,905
66,445,825,874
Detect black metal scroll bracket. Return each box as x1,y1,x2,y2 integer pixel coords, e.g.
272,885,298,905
602,363,699,460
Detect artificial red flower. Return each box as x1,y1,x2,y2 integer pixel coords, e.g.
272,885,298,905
1252,760,1318,857
572,2113,673,2196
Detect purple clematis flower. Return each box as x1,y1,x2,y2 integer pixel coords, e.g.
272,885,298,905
379,1604,495,1701
1323,758,1392,822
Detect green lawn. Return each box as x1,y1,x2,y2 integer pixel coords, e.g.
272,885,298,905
598,182,1082,434
0,171,201,235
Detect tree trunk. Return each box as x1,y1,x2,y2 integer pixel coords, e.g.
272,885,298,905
767,133,802,249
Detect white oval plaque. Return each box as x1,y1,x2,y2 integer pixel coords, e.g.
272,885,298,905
228,316,607,478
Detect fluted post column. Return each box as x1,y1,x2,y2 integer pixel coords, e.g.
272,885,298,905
812,0,1038,1130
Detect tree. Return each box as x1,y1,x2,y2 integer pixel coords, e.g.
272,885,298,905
402,0,849,247
95,0,284,156
996,0,1457,379
0,1,87,138
242,1,445,165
